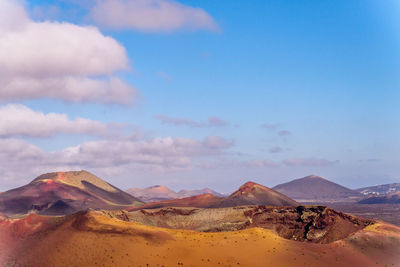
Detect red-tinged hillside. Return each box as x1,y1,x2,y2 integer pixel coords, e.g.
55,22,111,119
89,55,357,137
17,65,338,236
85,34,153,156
129,181,298,210
1,209,400,267
128,193,225,211
220,181,299,207
0,170,143,216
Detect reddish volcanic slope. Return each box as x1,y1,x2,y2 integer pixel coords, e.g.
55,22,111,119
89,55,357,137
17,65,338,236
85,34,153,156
129,181,298,210
128,193,225,211
1,209,400,267
220,181,299,207
0,171,143,216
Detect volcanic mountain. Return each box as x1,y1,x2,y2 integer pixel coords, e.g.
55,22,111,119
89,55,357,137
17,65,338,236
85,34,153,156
130,181,298,210
359,191,400,204
126,185,223,202
177,188,224,198
273,175,362,202
0,170,143,216
126,185,178,202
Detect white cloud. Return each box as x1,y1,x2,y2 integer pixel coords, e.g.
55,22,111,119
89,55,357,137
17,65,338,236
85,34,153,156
156,115,228,128
88,0,219,32
0,135,233,188
0,104,109,137
0,138,44,161
0,0,137,104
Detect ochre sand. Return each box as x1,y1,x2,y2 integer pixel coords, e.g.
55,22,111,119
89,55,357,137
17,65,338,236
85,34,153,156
1,211,400,267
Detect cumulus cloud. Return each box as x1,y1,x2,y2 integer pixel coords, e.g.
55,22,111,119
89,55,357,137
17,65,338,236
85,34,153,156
56,136,232,169
283,158,338,167
0,0,137,104
0,138,44,161
0,135,233,188
0,104,110,137
156,115,228,128
88,0,219,32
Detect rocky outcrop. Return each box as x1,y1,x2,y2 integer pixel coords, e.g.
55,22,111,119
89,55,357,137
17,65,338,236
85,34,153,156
116,205,374,243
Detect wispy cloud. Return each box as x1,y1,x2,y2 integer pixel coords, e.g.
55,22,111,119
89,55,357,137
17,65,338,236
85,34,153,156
198,159,278,170
157,71,172,82
0,135,233,188
88,0,219,32
261,123,279,130
358,158,380,163
269,146,283,153
278,130,291,137
156,115,228,128
283,158,339,167
261,122,291,138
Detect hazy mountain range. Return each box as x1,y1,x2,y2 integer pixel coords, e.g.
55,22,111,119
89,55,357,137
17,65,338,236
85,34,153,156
126,185,224,202
355,183,400,196
128,181,299,211
0,171,399,217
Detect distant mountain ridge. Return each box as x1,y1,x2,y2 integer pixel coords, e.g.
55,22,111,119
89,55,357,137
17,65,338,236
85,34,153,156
356,183,400,196
126,185,224,202
273,175,362,202
0,170,143,216
129,181,298,210
359,191,400,204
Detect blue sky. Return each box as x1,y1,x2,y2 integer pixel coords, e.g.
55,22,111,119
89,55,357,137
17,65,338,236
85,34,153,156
0,0,399,192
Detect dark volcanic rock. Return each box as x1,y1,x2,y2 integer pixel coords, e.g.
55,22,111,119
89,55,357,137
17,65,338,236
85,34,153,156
121,205,374,243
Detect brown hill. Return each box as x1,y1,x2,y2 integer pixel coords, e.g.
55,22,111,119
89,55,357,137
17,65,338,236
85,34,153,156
220,181,299,207
0,170,143,216
177,188,224,198
126,185,223,202
1,208,399,266
359,191,400,204
128,193,225,211
129,181,298,210
273,175,362,202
